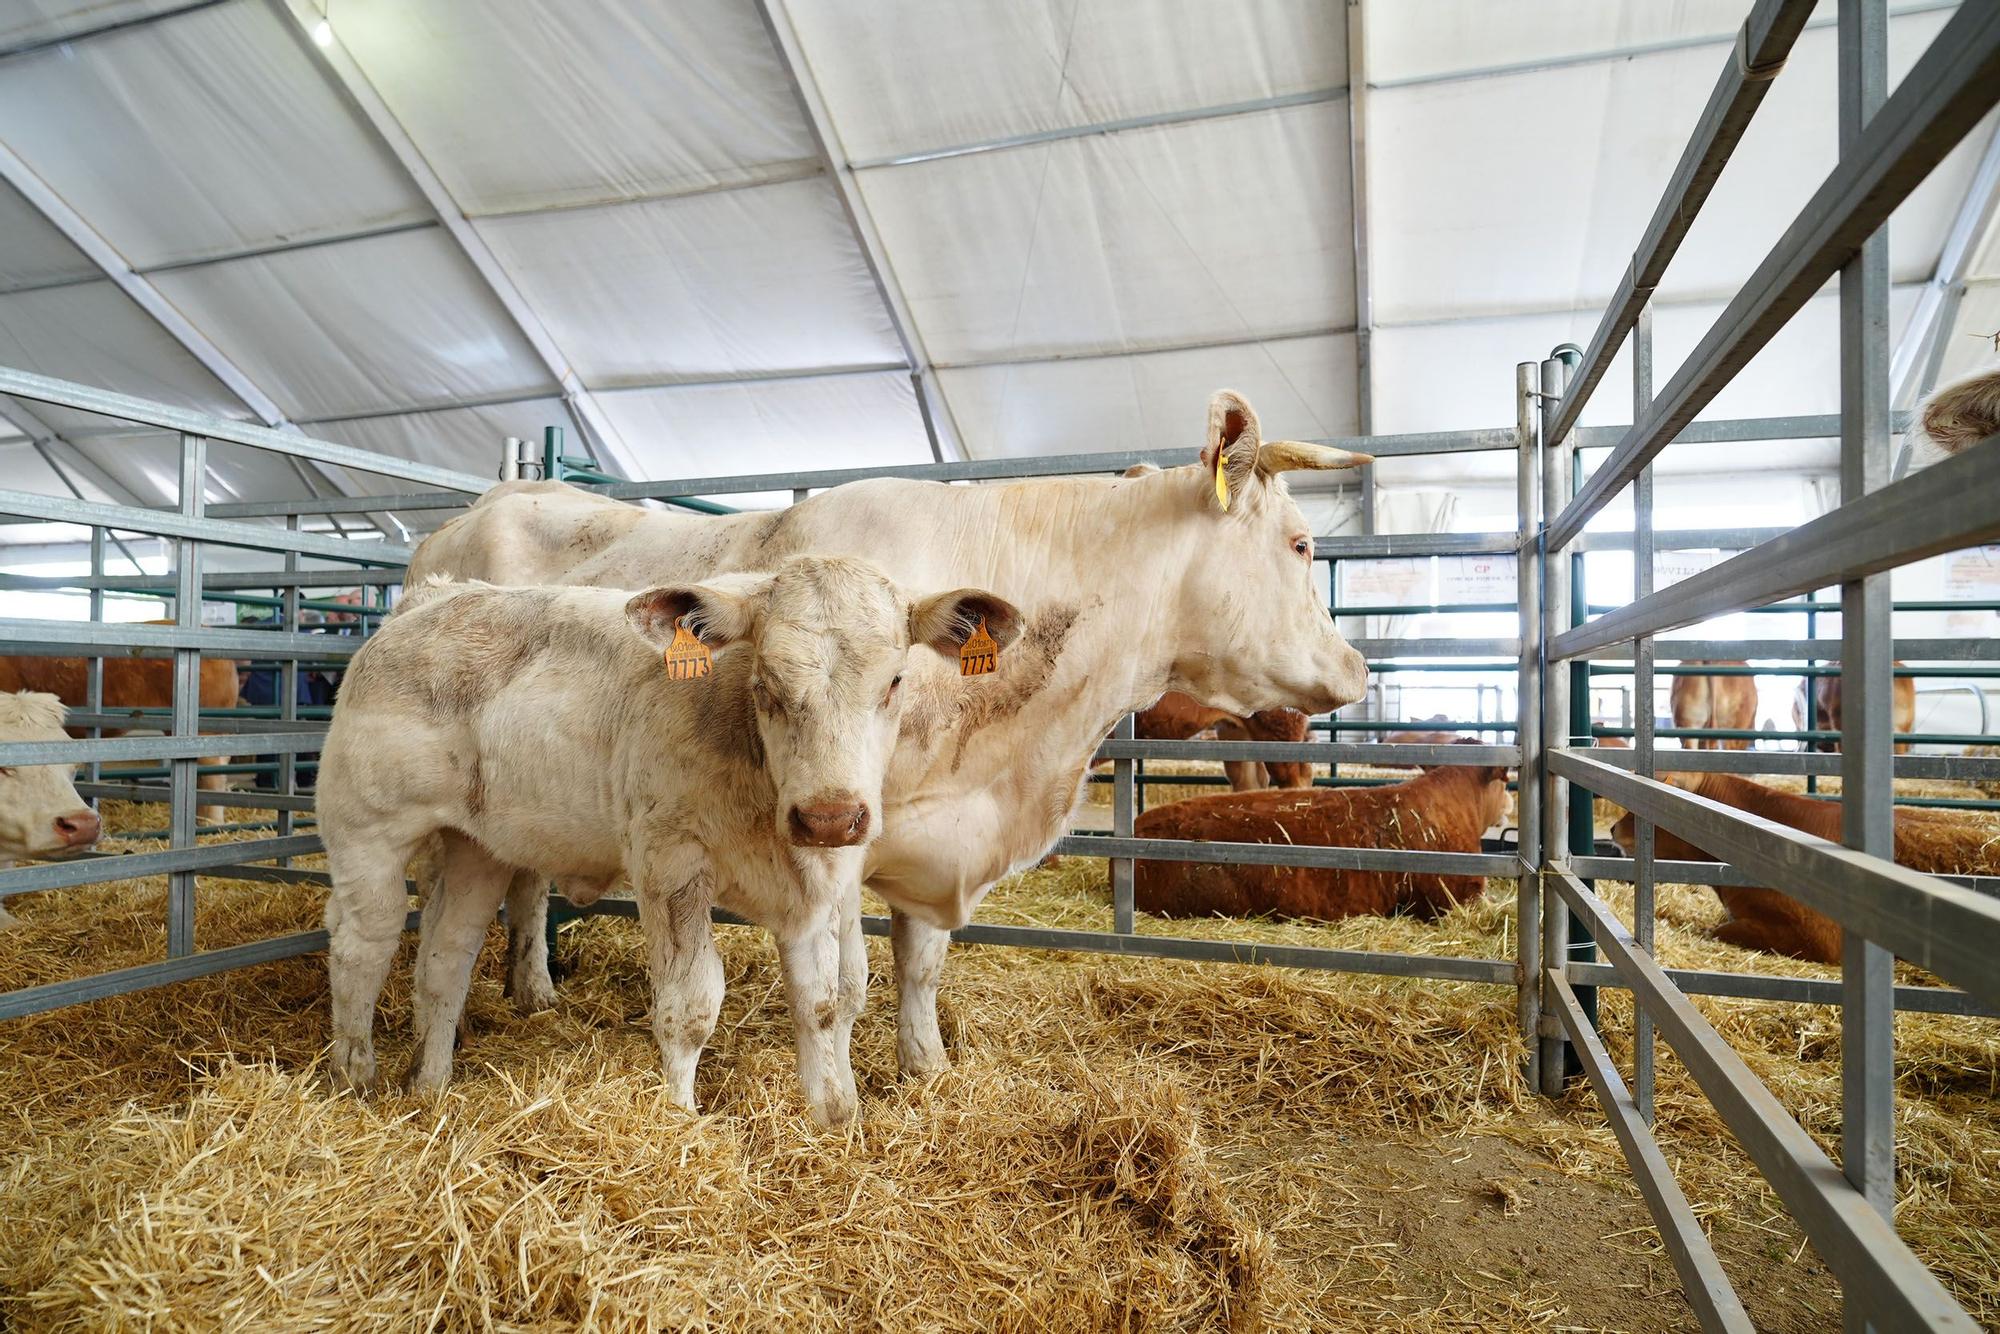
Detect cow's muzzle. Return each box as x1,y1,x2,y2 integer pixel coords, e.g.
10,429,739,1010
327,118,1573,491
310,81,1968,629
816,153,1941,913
788,796,871,848
54,808,101,849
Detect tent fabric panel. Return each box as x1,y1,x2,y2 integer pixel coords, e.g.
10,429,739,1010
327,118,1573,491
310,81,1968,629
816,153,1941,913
862,99,1353,366
0,180,98,292
592,372,932,507
0,1,190,51
149,228,558,422
1370,8,1968,328
0,2,426,268
475,176,902,386
787,0,1342,164
1367,0,1754,86
327,0,817,217
937,332,1357,461
0,280,244,425
306,396,577,508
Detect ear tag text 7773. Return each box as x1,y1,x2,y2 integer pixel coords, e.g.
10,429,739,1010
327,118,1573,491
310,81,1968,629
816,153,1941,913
663,617,712,681
959,617,999,677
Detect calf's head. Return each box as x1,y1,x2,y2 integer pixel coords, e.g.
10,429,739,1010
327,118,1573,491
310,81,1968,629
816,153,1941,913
1155,390,1372,717
627,557,1021,850
0,691,101,861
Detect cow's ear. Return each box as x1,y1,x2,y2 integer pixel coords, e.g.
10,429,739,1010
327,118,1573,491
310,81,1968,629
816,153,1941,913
1121,462,1161,478
1199,390,1262,509
626,581,762,651
910,588,1024,658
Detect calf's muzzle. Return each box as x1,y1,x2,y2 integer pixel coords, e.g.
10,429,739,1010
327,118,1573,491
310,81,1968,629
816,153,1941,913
788,797,871,848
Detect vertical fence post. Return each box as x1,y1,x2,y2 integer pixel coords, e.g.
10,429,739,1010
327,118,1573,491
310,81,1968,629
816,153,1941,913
1838,7,1896,1326
1111,712,1136,935
1514,362,1543,1087
167,431,206,959
278,515,301,855
1537,355,1574,1096
86,525,104,793
1631,301,1659,1123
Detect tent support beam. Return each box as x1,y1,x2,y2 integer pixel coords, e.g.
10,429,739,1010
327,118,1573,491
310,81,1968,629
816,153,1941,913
1347,0,1375,532
752,0,961,463
1889,119,2000,477
270,0,642,483
0,140,393,541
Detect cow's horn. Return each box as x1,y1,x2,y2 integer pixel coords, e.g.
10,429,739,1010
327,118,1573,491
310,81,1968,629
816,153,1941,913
1256,440,1374,474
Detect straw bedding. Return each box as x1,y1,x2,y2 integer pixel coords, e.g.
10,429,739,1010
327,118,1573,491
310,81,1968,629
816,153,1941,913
0,802,1993,1330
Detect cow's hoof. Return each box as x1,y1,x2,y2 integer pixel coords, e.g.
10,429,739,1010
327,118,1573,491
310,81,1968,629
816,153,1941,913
328,1041,377,1094
897,1045,950,1082
398,1062,450,1097
509,966,559,1015
808,1093,859,1128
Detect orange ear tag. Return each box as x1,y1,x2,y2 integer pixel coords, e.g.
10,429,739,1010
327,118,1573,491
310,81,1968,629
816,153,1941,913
663,617,712,681
959,617,999,677
1213,450,1231,511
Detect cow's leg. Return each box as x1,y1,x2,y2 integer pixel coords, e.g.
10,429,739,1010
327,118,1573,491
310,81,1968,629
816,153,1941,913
1222,758,1265,792
891,909,952,1079
196,761,230,825
403,836,511,1094
325,834,423,1093
502,868,559,1013
634,856,722,1112
777,896,861,1126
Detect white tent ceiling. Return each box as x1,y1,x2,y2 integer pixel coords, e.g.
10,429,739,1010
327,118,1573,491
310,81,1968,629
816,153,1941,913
0,0,1996,539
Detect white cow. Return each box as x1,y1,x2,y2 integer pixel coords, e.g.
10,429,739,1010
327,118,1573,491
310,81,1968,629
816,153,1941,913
317,559,1020,1124
407,389,1372,1078
0,690,103,928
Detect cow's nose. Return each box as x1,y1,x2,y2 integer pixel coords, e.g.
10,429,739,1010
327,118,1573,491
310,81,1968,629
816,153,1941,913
54,809,101,848
787,798,870,848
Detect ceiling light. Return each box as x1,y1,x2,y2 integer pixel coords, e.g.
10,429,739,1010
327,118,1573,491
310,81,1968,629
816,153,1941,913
311,19,333,47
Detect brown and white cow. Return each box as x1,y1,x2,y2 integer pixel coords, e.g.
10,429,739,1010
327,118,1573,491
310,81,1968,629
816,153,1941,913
1670,660,1758,751
1131,753,1509,922
1610,772,1999,963
406,389,1372,1078
1795,667,1917,754
318,561,1020,1123
0,632,240,822
0,691,103,929
1134,691,1314,791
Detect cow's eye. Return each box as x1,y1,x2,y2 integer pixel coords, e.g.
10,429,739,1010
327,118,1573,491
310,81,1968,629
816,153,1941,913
751,680,780,715
1291,536,1312,558
884,673,903,707
0,767,13,778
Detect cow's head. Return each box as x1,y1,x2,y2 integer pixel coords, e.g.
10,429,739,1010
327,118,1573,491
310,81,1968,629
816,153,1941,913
628,558,1021,851
0,691,101,862
1155,390,1372,717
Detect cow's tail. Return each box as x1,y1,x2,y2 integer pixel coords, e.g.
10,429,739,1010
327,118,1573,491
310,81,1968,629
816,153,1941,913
1919,361,2000,455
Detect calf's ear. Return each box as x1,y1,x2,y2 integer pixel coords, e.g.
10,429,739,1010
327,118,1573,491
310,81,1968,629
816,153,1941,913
626,582,762,651
910,589,1024,657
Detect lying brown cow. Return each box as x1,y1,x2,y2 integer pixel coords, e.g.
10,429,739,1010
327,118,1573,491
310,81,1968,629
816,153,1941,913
1796,667,1917,754
1133,754,1509,922
0,630,240,822
1135,690,1312,790
1610,772,1998,963
1671,660,1757,750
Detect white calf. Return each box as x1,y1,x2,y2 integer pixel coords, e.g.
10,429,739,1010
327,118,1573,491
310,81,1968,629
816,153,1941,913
316,557,1019,1124
0,691,102,928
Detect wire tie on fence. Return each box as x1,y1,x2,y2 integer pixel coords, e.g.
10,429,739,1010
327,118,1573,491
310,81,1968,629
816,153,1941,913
1736,24,1787,81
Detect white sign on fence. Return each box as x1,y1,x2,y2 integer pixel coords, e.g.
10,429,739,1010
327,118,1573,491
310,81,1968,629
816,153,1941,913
1340,557,1428,608
1438,554,1516,604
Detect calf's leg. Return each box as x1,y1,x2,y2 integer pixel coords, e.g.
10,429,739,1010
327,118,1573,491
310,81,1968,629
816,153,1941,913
325,833,423,1092
891,908,952,1078
403,835,512,1093
502,868,559,1013
635,855,723,1112
197,760,231,825
778,894,862,1126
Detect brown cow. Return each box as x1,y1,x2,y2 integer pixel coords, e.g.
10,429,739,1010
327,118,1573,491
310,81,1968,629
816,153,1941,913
0,633,240,823
1133,754,1509,922
1797,668,1917,754
1918,360,2000,455
1382,713,1467,747
1670,661,1758,750
1135,691,1313,791
1610,772,1998,963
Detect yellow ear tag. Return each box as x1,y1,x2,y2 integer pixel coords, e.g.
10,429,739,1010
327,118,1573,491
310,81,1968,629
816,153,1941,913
663,617,712,681
958,617,999,677
1213,450,1230,512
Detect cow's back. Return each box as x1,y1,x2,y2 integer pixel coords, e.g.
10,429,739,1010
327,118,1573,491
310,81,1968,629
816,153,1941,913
409,481,658,587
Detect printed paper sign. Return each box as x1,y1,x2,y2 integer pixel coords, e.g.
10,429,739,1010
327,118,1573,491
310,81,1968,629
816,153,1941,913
1654,549,1728,588
1438,555,1517,604
1943,545,2000,599
1339,557,1428,608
